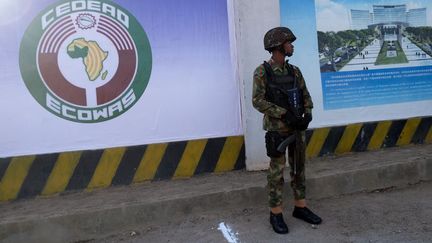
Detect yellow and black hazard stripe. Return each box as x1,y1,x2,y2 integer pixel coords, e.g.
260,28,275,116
0,136,245,201
1,116,431,202
305,116,432,158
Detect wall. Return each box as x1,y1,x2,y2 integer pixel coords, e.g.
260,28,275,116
0,0,246,202
236,0,432,170
234,0,280,170
0,0,431,202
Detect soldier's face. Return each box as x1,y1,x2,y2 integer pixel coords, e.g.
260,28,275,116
283,41,294,57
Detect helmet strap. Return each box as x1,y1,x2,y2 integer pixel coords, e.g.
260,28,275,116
276,45,287,57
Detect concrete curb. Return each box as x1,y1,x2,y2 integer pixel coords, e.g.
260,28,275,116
307,159,432,199
1,145,431,243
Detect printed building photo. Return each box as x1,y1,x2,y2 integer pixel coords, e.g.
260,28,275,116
316,0,432,72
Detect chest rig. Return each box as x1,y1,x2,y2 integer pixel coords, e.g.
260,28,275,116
263,61,304,118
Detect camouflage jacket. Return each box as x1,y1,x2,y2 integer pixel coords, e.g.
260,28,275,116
252,59,313,132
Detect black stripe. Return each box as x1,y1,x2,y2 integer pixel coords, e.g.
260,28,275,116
234,143,246,170
352,122,378,152
382,119,407,148
305,129,313,145
66,150,104,191
319,126,346,156
17,154,58,199
153,141,187,180
194,137,226,175
0,157,11,180
111,145,147,186
411,117,432,144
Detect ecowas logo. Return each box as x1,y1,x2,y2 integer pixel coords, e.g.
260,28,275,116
20,0,152,123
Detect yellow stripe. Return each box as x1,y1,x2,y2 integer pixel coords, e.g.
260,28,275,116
214,136,244,173
41,152,82,196
88,46,96,76
91,44,103,76
335,124,363,155
425,126,432,144
173,139,207,178
306,128,330,159
368,121,392,150
0,156,35,201
396,118,421,146
85,47,96,79
88,48,97,79
87,147,126,190
75,38,87,46
133,143,168,182
84,51,92,75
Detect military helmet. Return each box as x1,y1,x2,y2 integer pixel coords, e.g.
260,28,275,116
264,27,296,51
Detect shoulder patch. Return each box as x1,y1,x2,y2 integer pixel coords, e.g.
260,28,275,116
254,65,265,77
289,64,302,76
288,63,299,71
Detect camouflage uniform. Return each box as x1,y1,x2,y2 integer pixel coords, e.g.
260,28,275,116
252,59,313,208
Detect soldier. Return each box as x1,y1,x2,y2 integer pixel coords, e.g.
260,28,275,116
252,27,322,234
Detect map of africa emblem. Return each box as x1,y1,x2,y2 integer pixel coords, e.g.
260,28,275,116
20,0,152,123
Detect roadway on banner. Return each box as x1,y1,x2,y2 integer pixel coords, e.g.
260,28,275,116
341,38,432,72
340,39,381,71
401,37,432,66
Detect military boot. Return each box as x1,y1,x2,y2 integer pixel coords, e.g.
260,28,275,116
292,206,322,224
269,212,289,234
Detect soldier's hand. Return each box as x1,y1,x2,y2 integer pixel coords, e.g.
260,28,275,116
304,113,312,123
283,110,302,127
296,113,312,131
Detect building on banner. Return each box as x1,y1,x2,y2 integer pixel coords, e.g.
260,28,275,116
277,0,432,127
373,5,407,24
407,8,427,27
350,9,371,30
350,4,428,29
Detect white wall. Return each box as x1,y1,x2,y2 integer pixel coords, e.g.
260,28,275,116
0,0,243,158
233,0,432,171
233,0,280,171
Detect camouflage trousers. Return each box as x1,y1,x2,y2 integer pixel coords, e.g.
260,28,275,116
267,131,306,208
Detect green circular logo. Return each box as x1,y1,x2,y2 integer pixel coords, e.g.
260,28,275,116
20,0,152,123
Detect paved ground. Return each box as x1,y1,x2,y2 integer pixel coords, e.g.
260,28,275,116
92,181,432,243
400,37,432,66
0,144,431,243
340,37,432,72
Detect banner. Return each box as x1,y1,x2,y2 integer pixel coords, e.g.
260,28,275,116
280,0,432,127
0,0,241,157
